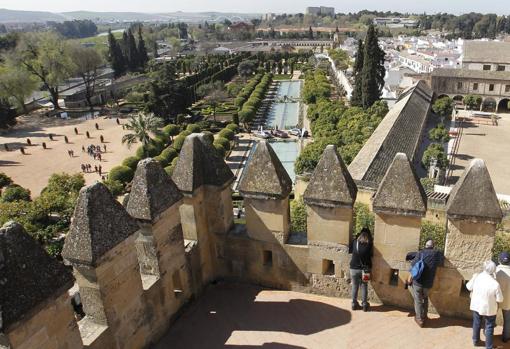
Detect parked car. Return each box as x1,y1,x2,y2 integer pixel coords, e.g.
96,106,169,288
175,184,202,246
289,128,301,136
253,130,272,139
273,129,289,138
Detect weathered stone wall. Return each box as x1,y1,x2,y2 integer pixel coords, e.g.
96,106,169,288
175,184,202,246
5,291,82,349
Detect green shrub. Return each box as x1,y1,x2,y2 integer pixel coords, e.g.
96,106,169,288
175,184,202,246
1,184,31,202
172,135,186,152
420,220,446,251
179,130,192,137
186,124,201,133
108,165,134,184
136,143,160,158
233,113,239,125
214,137,230,151
226,123,239,133
164,165,175,176
103,179,125,197
493,230,510,262
170,157,179,167
218,128,235,141
0,172,13,188
213,143,226,157
153,155,170,167
353,202,374,237
160,147,178,162
201,131,214,145
122,156,141,170
162,124,180,138
153,135,168,149
290,199,307,233
422,143,449,170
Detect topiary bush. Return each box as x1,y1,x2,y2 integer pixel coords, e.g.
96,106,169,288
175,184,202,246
172,135,186,152
160,147,178,162
218,128,235,141
179,130,192,137
0,172,13,188
162,124,180,138
214,143,226,158
136,143,160,159
103,179,125,197
1,184,31,202
214,137,230,151
153,155,170,167
186,124,201,133
290,199,307,233
122,156,141,170
201,131,214,145
108,165,135,184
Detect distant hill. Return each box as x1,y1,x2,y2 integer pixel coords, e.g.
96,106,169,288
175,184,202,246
0,8,65,23
0,8,261,24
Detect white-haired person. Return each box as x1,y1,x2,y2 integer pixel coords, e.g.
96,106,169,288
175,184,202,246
466,260,504,349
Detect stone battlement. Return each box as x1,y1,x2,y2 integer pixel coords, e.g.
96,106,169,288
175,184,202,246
0,134,503,349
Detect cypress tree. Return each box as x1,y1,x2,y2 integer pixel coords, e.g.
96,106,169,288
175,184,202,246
361,24,385,109
137,26,149,68
108,30,126,78
350,39,364,107
308,26,313,40
127,29,139,71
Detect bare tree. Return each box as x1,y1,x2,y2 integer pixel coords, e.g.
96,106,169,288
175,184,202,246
69,44,104,110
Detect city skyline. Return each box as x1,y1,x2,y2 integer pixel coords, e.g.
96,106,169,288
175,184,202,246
1,0,510,15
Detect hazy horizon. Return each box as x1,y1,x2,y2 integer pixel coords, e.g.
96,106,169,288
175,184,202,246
1,0,510,15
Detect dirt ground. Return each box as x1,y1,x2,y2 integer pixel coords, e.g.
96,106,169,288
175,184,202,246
447,112,510,195
0,114,136,196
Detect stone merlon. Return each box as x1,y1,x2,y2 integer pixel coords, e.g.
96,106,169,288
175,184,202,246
62,182,140,266
172,134,234,194
0,221,74,331
372,153,427,217
239,140,292,200
127,158,183,222
446,158,503,224
303,145,357,208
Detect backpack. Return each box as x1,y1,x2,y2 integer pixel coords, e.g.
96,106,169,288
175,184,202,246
410,252,425,281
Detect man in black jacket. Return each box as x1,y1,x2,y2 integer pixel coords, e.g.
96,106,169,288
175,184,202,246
406,239,444,327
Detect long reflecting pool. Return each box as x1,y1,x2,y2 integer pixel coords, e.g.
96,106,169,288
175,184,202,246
265,80,302,130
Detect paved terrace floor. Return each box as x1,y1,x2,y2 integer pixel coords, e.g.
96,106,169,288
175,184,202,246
447,112,510,195
153,283,501,349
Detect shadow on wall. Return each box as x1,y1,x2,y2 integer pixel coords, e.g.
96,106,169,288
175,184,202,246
153,283,351,349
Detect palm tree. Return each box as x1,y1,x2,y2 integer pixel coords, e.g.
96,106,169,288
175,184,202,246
122,112,164,157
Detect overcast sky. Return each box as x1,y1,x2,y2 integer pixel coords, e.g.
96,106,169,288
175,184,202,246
2,0,510,14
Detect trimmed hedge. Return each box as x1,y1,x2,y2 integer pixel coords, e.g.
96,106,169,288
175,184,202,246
214,137,230,151
160,147,178,162
186,124,201,133
154,155,170,167
218,128,235,141
162,124,180,137
104,179,124,196
172,135,186,152
214,143,226,158
136,143,161,159
122,156,141,170
109,165,135,184
201,131,214,145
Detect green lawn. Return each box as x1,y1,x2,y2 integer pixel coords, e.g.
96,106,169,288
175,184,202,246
273,74,293,80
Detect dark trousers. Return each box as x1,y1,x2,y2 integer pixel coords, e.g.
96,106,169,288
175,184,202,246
472,311,496,349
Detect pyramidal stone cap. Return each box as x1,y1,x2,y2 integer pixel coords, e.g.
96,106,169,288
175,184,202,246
446,158,503,224
172,134,234,194
127,158,183,222
62,182,140,266
372,153,427,216
239,140,292,200
0,221,74,331
303,145,357,208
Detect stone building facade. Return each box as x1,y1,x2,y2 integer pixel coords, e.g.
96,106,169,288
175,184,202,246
430,40,510,112
0,133,503,348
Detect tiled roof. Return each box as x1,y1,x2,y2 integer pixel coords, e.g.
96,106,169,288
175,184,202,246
431,68,510,80
463,40,510,65
348,80,433,187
